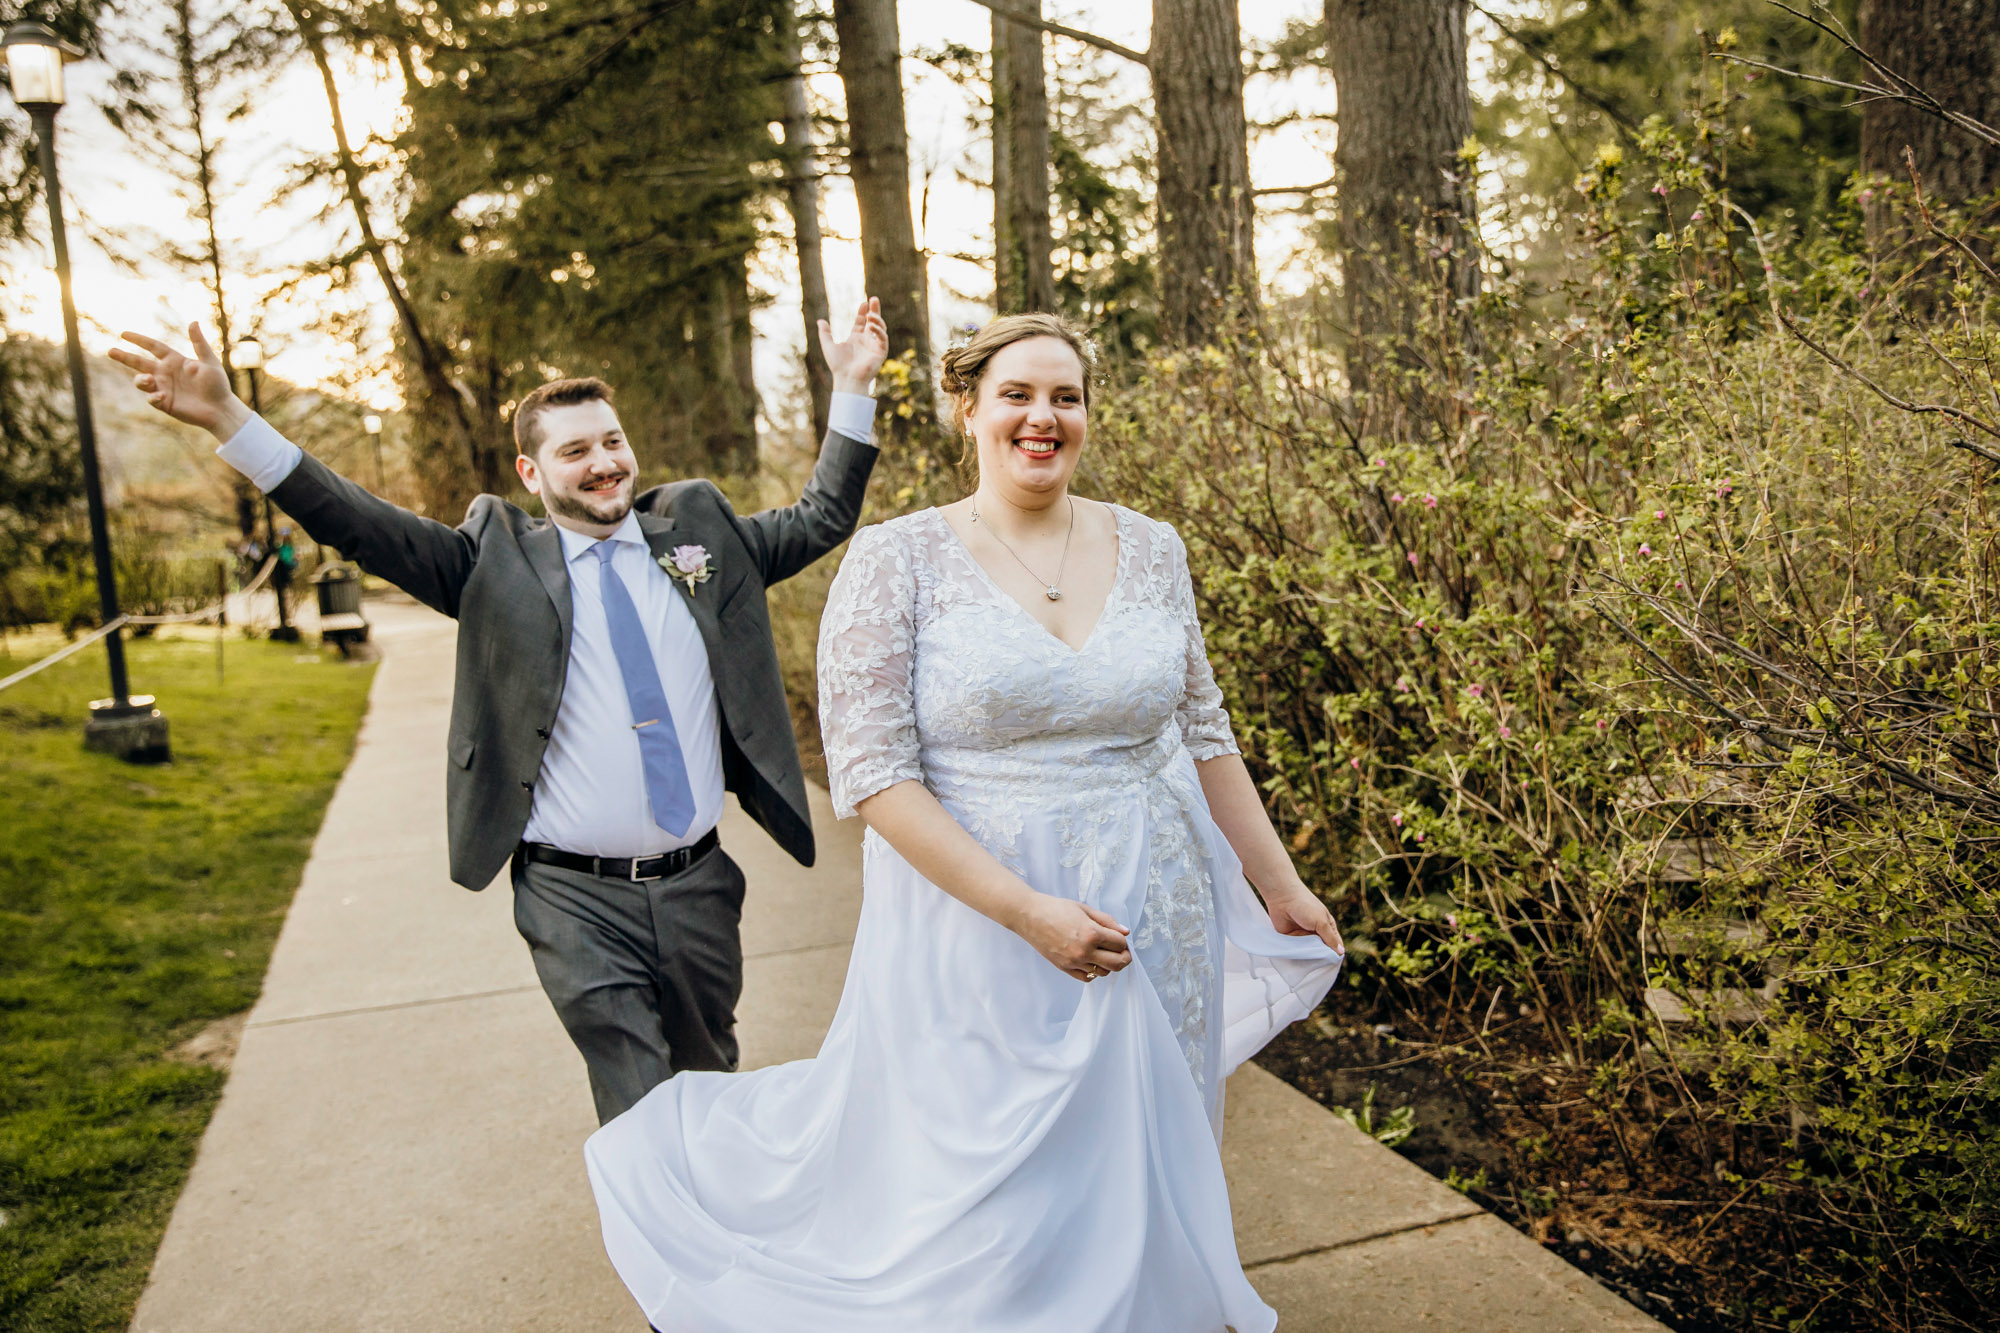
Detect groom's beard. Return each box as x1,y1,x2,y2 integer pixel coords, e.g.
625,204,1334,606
543,474,635,527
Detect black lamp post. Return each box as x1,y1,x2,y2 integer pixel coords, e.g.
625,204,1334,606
233,337,297,642
5,21,169,762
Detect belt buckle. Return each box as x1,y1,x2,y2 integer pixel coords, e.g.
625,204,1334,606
629,855,665,883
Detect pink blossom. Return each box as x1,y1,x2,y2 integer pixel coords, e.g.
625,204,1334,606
1860,188,1875,204
1469,683,1484,697
1391,812,1404,827
1499,725,1513,738
1408,552,1420,565
1638,544,1653,557
1690,209,1706,222
1372,456,1387,467
670,544,710,575
1349,757,1362,771
1415,618,1426,629
1414,831,1425,843
1595,719,1609,730
1395,678,1411,693
1652,183,1669,197
1676,579,1686,589
1391,493,1406,504
1423,493,1438,509
1445,912,1458,928
1653,509,1667,520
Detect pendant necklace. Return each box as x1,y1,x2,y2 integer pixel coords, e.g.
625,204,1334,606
970,494,1074,601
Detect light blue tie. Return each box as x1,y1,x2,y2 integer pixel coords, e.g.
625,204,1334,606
590,540,696,838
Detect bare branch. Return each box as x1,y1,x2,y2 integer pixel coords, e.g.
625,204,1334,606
1949,437,2000,467
1253,175,1336,199
1469,2,1640,137
1749,2,2000,151
1770,305,2000,442
958,0,1150,68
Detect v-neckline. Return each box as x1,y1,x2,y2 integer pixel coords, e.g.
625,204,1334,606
931,504,1124,656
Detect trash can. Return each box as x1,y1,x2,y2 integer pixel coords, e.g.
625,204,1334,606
312,564,370,654
313,564,362,617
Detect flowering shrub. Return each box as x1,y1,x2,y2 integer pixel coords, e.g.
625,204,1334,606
1084,126,2000,1326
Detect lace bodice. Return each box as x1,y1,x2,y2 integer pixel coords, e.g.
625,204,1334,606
817,505,1239,829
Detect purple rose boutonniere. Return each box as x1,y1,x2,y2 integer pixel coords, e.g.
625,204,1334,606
660,543,714,592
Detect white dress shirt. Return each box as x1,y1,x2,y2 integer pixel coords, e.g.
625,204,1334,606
216,392,877,858
521,515,726,855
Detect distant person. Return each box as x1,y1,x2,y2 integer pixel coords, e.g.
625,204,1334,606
111,301,890,1127
581,313,1346,1331
238,536,264,588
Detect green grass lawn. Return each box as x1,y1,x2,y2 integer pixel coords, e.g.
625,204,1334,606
0,631,376,1331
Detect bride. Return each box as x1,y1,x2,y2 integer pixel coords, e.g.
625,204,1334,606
585,313,1346,1332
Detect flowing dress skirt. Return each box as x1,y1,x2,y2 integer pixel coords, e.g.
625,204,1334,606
585,755,1341,1332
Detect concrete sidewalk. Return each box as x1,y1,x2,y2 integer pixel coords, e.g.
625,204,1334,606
132,597,1662,1332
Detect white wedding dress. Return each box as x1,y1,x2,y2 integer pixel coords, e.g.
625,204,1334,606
585,506,1343,1332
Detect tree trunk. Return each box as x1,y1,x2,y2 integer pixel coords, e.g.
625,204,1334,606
992,0,1057,314
1326,0,1478,372
779,6,833,442
1858,0,2000,204
700,256,762,475
832,0,936,435
171,0,256,540
1152,0,1256,345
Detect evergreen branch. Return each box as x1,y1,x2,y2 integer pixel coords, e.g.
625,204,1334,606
958,0,1150,69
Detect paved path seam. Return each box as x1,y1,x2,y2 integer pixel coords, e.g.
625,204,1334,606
245,983,546,1030
742,938,848,961
245,940,849,1032
1241,1208,1488,1271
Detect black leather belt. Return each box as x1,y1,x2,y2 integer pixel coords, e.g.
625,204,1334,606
518,828,719,882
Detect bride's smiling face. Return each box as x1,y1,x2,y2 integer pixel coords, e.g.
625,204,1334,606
963,336,1089,507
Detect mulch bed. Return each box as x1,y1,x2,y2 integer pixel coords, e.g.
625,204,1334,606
1254,986,1796,1332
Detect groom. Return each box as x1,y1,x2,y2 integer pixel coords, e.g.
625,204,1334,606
111,301,889,1124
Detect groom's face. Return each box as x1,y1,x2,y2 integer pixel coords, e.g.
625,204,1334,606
517,401,639,529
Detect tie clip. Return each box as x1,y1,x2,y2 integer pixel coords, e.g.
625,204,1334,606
633,719,660,730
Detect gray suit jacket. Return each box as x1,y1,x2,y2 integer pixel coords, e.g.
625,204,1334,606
268,431,878,889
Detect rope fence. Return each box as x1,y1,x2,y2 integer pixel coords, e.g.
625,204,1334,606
0,618,128,693
0,556,282,695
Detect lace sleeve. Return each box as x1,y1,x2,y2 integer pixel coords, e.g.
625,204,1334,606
1166,525,1241,761
818,523,923,818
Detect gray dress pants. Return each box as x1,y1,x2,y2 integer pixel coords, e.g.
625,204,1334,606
510,843,747,1125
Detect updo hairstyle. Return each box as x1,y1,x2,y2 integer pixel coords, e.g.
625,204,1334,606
937,312,1098,438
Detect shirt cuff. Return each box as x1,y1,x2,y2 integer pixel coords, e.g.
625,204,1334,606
216,415,304,493
827,391,876,446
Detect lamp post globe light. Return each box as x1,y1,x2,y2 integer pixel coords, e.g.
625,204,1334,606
363,411,385,490
5,21,169,762
233,337,298,642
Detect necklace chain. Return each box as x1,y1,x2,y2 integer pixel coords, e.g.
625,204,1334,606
970,495,1074,601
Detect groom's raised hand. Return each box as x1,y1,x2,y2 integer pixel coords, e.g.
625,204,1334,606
818,296,889,398
109,323,252,442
